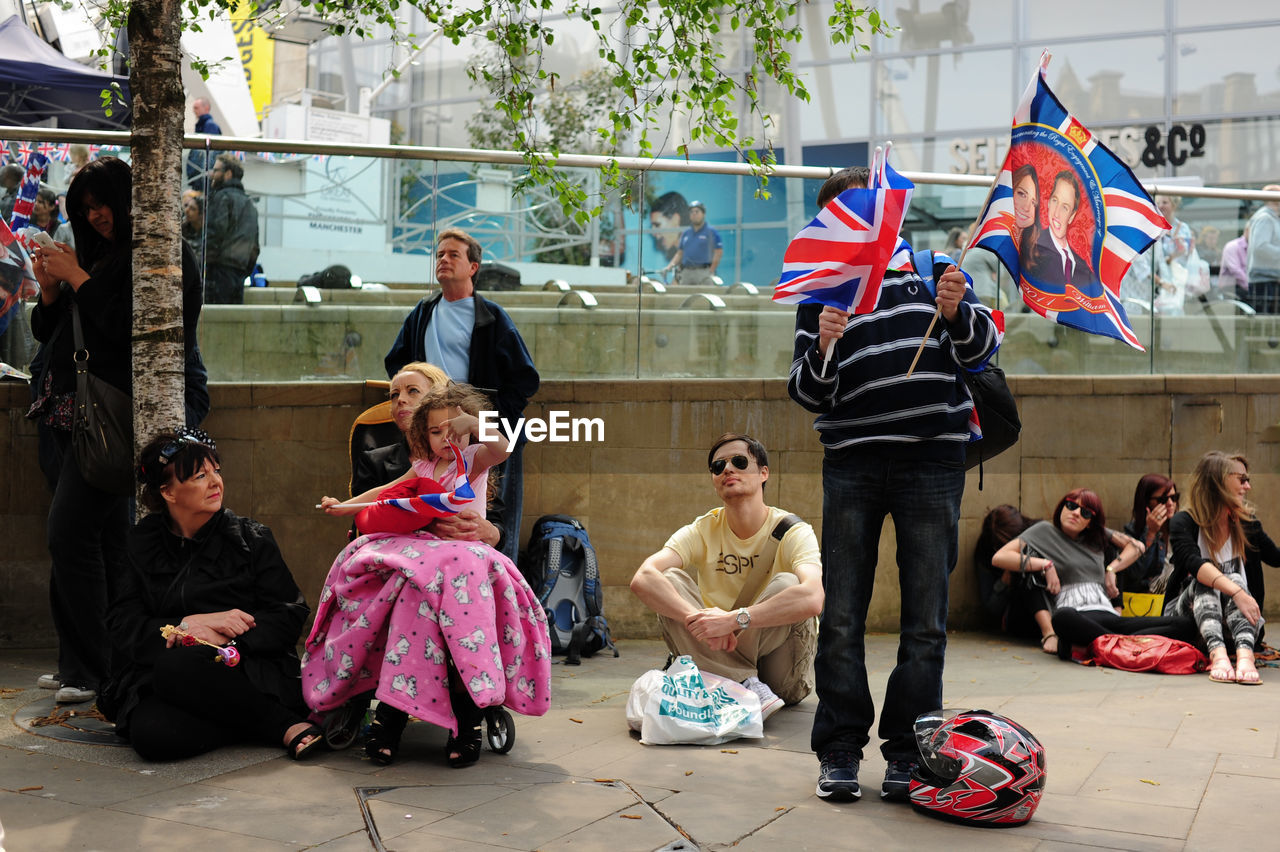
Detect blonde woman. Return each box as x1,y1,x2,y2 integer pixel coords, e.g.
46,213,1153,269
1167,451,1264,684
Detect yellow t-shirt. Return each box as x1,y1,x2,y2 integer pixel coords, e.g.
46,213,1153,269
663,506,821,611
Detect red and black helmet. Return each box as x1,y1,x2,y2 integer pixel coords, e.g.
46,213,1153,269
909,709,1046,827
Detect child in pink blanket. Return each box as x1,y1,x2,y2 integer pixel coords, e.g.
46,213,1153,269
311,383,549,767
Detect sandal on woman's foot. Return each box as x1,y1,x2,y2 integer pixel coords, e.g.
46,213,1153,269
1209,657,1237,684
285,722,325,760
1235,655,1263,686
446,692,483,768
365,703,409,766
1039,633,1058,655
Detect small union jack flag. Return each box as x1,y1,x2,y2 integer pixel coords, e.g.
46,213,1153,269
53,143,71,162
36,142,58,160
774,144,914,313
8,153,47,232
15,141,33,164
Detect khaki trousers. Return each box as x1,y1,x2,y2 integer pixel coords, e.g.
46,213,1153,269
657,567,816,704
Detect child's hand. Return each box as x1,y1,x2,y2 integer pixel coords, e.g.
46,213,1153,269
444,410,478,444
320,496,359,516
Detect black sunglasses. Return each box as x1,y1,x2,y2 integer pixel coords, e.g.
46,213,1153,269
158,428,215,466
1149,493,1179,505
1063,500,1095,521
710,455,750,475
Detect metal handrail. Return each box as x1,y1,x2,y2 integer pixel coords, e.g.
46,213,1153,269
5,124,1280,202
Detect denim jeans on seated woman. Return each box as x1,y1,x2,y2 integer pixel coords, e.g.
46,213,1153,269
810,450,964,763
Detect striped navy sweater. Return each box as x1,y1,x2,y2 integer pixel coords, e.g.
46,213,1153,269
787,256,1000,462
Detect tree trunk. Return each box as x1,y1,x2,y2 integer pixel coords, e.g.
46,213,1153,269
128,0,186,460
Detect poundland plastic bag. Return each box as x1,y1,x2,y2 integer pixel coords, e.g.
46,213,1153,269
625,655,763,745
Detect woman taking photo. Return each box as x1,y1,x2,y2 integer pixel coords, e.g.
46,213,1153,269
27,157,207,703
993,488,1198,659
101,429,321,760
1168,452,1267,684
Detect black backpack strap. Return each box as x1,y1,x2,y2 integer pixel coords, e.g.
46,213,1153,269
539,537,563,606
732,513,804,610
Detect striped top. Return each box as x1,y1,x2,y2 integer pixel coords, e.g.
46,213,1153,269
787,256,1000,462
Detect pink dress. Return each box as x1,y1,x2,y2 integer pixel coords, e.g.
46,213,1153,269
412,443,489,517
301,530,551,735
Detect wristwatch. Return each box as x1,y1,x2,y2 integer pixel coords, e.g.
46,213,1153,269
736,607,751,629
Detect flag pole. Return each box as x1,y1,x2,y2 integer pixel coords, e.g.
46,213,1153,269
904,168,1003,378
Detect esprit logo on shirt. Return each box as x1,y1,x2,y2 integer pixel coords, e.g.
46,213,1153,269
716,552,760,575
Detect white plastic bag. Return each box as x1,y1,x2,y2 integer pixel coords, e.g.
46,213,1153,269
625,655,763,745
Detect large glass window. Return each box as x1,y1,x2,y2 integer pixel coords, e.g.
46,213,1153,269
798,61,872,142
1023,40,1166,126
1023,1,1164,40
1174,27,1280,118
876,49,1015,139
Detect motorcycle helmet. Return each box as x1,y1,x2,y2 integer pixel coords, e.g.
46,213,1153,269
909,709,1046,826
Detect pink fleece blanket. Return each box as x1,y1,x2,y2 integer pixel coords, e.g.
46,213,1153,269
301,532,552,734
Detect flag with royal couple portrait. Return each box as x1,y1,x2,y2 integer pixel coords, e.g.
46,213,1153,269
969,51,1168,351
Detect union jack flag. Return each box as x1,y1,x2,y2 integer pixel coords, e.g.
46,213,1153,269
8,153,48,232
359,444,476,516
970,51,1166,351
36,142,58,160
53,144,71,163
774,146,914,312
15,141,33,164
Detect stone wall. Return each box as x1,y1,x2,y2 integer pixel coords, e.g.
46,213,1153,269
2,376,1278,647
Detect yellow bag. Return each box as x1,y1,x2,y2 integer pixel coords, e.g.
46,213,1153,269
1121,592,1165,617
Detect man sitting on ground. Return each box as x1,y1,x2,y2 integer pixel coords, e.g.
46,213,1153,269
630,433,823,718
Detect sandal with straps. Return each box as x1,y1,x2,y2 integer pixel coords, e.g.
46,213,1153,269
446,689,483,769
365,702,409,766
1039,633,1058,655
1209,656,1237,684
1235,653,1263,686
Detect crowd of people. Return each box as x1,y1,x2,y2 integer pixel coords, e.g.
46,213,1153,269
975,455,1278,683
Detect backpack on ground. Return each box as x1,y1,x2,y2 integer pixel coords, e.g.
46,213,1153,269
520,514,619,665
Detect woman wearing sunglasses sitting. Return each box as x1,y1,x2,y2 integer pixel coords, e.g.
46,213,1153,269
98,429,322,760
1121,474,1180,595
1167,452,1271,684
992,488,1198,660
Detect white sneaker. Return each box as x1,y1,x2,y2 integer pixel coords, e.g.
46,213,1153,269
37,673,62,690
55,686,96,704
742,676,784,720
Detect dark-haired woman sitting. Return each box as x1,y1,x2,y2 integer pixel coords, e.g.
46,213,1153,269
993,488,1199,660
100,429,321,761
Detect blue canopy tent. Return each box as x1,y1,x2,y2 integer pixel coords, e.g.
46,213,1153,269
0,15,130,130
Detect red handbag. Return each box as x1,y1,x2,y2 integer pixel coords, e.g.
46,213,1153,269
1085,634,1207,675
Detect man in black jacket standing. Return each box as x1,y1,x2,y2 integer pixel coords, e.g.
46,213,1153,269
384,228,539,559
204,154,259,305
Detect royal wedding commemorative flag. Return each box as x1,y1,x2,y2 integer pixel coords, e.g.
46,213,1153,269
970,51,1167,351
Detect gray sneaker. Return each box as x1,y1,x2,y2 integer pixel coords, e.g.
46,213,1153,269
54,686,96,704
816,751,861,801
37,673,62,690
742,676,784,720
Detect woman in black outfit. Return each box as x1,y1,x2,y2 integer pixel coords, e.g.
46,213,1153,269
1122,474,1179,594
27,158,208,704
101,429,321,761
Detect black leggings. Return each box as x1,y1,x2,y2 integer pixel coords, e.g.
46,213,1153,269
1051,608,1201,660
125,644,304,761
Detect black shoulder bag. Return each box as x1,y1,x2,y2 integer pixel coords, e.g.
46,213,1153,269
71,301,134,495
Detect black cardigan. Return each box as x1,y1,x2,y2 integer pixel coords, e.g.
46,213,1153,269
101,508,308,735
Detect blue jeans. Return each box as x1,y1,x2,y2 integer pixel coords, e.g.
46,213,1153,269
810,450,964,762
496,437,525,561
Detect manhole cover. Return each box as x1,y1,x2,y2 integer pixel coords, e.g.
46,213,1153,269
14,696,128,746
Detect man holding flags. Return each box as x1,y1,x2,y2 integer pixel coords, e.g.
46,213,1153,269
785,164,1000,803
